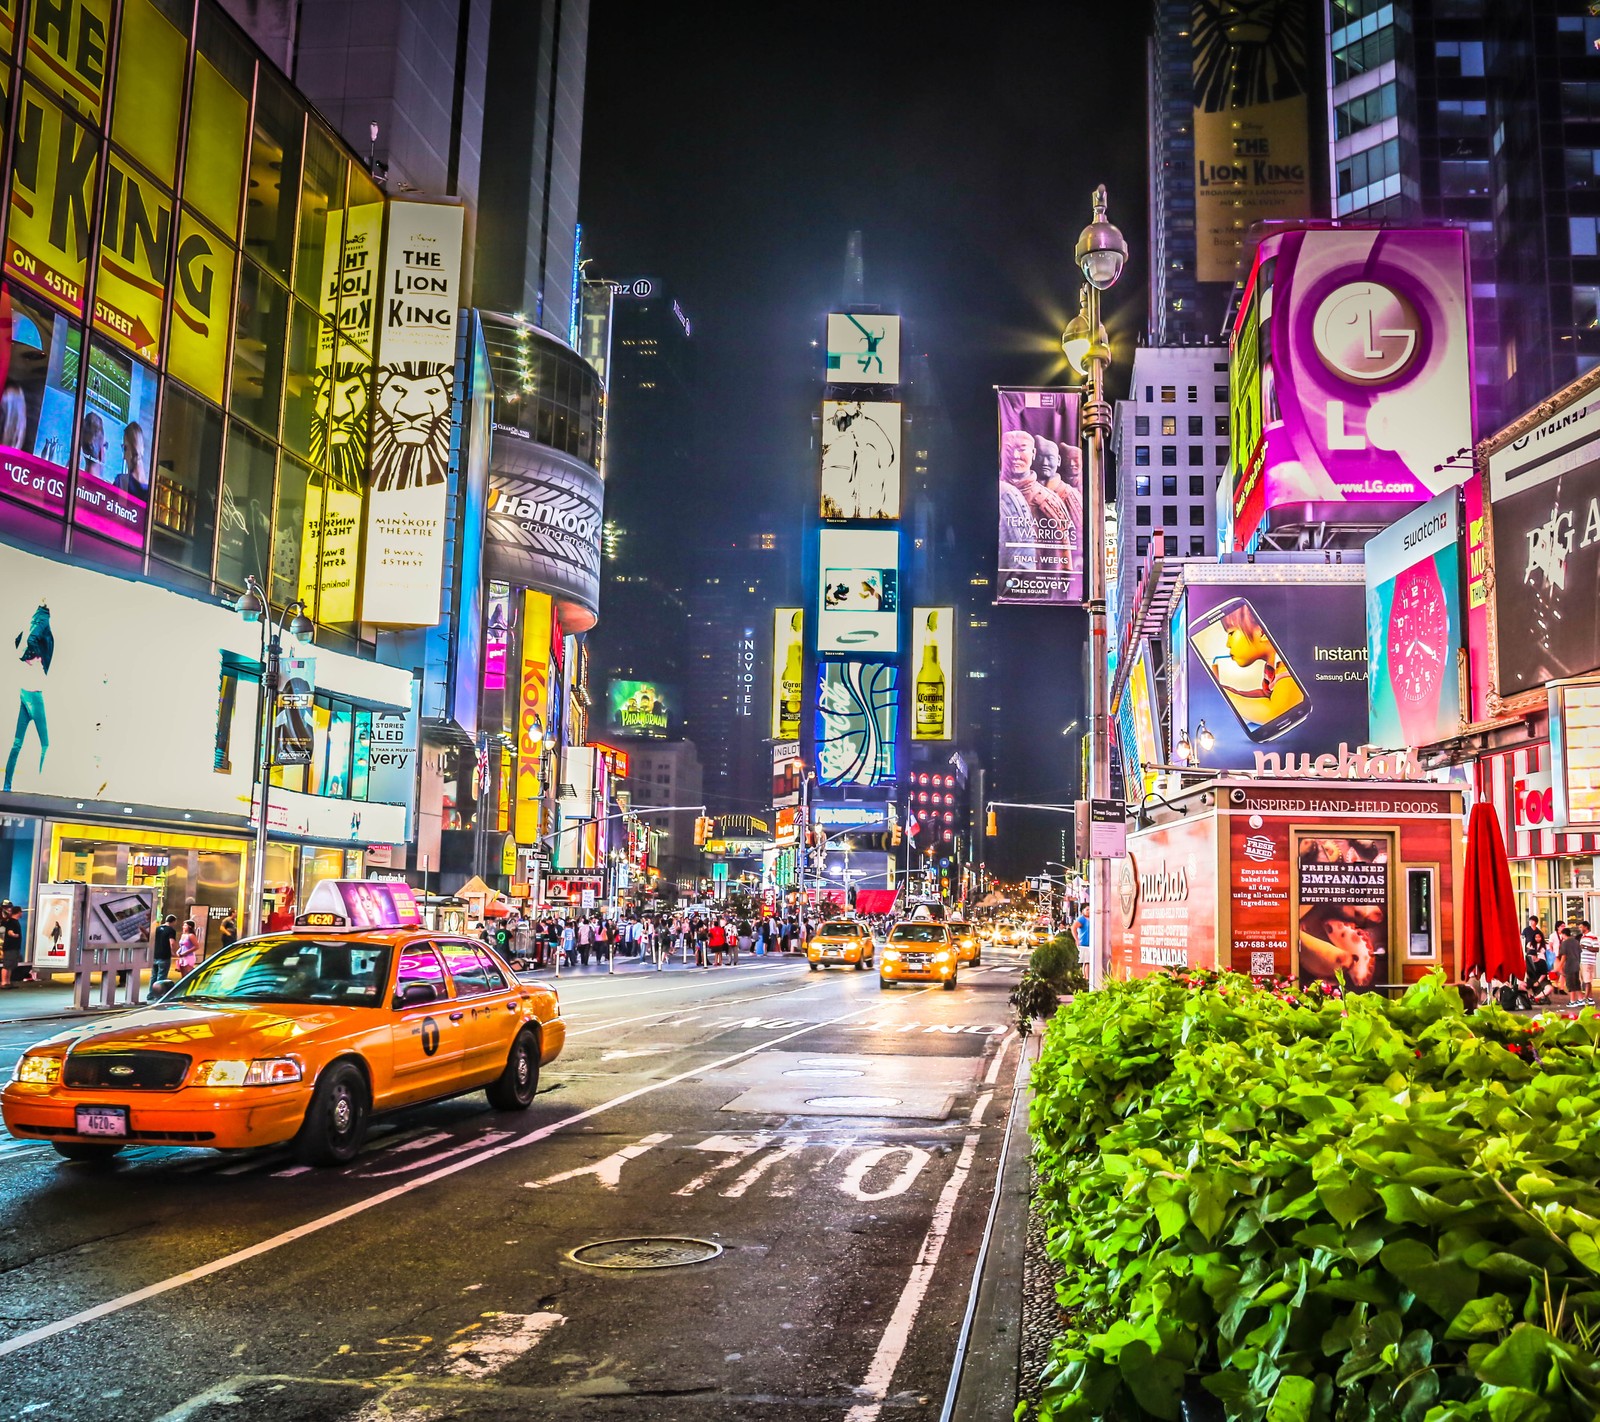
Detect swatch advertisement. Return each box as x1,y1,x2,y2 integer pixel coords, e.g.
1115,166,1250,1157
1232,228,1474,544
1365,490,1462,749
1486,390,1600,695
816,660,899,787
996,389,1082,604
825,313,900,384
1185,572,1368,770
818,529,899,653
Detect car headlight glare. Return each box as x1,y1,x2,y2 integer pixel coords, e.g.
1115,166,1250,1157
883,949,901,961
192,1057,304,1087
934,951,952,962
15,1054,62,1084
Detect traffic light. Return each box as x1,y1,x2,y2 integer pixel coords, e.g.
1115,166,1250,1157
693,816,711,847
986,808,998,837
890,822,902,847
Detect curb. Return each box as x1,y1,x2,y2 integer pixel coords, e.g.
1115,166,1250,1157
945,1031,1038,1422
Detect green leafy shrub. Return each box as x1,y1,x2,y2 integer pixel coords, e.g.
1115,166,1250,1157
1031,933,1089,994
1026,970,1600,1422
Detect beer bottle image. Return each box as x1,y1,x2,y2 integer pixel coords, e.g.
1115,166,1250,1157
916,610,945,737
780,610,803,736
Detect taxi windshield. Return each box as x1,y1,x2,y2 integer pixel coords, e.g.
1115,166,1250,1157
167,936,393,1006
819,921,859,936
890,923,947,943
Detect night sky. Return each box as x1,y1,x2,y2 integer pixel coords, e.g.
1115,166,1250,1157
579,2,1149,878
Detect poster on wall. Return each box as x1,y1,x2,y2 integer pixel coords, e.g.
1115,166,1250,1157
73,340,155,549
772,607,803,739
1366,490,1462,749
816,660,898,787
817,529,899,653
1295,835,1389,993
94,152,171,361
483,581,510,693
996,389,1082,604
0,286,76,523
361,201,463,626
820,401,900,520
1185,573,1369,770
5,89,99,314
1230,814,1291,978
1110,816,1218,978
911,608,952,741
1486,392,1600,696
607,679,674,739
1191,0,1312,284
271,657,315,765
825,313,900,384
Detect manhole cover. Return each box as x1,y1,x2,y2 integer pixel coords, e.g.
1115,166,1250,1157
567,1237,723,1270
782,1067,865,1079
804,1095,903,1109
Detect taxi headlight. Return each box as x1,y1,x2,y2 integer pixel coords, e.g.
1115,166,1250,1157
14,1054,62,1084
192,1057,304,1088
883,949,902,961
934,951,952,963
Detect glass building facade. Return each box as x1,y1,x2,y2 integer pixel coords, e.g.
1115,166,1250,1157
0,0,388,649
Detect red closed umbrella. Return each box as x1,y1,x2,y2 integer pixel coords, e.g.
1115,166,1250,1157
1461,801,1520,981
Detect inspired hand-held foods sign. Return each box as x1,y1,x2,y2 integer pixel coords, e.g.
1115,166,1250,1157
1231,228,1474,544
1190,0,1312,285
361,201,464,626
1366,490,1463,749
995,390,1081,604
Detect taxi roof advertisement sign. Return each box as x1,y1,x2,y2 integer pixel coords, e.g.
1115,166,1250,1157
1233,228,1475,543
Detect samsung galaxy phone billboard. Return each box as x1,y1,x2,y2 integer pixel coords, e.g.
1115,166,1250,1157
1184,569,1369,771
1230,228,1474,546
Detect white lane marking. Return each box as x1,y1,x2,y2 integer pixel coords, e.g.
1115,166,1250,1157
838,1145,930,1203
843,1131,982,1421
968,1091,993,1127
357,1130,514,1179
721,1138,808,1199
443,1310,565,1379
982,1032,1014,1087
673,1134,772,1196
565,980,845,1037
549,968,809,1010
523,1132,672,1191
0,984,942,1360
271,1165,312,1178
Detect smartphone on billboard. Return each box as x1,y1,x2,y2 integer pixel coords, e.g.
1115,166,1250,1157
93,891,153,944
1189,595,1312,742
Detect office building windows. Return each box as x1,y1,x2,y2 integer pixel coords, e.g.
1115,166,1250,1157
1189,475,1205,496
1163,505,1177,525
1161,415,1177,436
1135,473,1151,495
1188,445,1204,465
1189,536,1205,555
1134,446,1150,465
1135,506,1151,526
1162,474,1177,495
1134,415,1149,436
1189,506,1205,526
1160,446,1177,466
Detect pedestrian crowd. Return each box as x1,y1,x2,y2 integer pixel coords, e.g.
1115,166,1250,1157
466,910,818,972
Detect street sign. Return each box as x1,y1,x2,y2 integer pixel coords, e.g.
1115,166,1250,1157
580,888,596,910
1088,799,1126,860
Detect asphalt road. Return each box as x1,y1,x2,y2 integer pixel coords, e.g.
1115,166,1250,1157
0,948,1030,1421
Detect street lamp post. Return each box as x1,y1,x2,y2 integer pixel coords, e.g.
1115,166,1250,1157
236,576,314,937
1063,184,1129,991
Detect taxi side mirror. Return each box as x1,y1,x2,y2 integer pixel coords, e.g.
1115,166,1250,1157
395,981,443,1007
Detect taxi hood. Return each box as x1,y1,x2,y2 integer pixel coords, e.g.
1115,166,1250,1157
36,1002,355,1057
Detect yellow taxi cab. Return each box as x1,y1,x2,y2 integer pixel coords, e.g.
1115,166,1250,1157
992,922,1019,948
949,918,981,966
1,881,565,1167
880,921,958,990
808,917,875,971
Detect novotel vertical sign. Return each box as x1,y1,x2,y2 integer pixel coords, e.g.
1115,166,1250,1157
735,627,756,717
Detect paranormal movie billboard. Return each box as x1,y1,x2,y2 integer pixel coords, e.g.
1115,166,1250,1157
995,389,1082,605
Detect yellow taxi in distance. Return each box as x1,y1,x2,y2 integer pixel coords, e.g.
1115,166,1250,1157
949,919,981,966
808,918,874,971
2,892,564,1167
880,921,958,990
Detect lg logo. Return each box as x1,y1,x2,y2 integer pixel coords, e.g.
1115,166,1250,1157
1515,772,1554,828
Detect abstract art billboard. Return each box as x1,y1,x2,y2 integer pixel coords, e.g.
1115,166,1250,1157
816,661,898,787
996,389,1081,604
1231,227,1475,546
820,401,900,520
825,313,900,384
817,529,899,654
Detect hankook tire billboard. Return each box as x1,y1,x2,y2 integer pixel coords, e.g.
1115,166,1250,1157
485,431,603,634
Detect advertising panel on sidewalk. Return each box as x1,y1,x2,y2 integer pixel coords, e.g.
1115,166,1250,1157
1231,228,1475,545
995,389,1082,605
1486,388,1600,696
1190,0,1313,284
820,401,900,520
910,608,952,741
361,201,464,626
825,313,900,384
1184,569,1368,770
1366,490,1463,749
1294,833,1390,992
817,529,899,653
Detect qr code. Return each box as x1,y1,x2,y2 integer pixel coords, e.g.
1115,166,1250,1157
1250,952,1275,977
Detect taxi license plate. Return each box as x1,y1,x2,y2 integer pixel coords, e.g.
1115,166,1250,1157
906,953,931,967
75,1106,128,1138
825,948,842,957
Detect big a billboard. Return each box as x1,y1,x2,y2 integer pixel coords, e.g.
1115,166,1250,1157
1230,227,1475,547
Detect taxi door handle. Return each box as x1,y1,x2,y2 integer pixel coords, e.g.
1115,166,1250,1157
449,1011,465,1022
505,1002,520,1012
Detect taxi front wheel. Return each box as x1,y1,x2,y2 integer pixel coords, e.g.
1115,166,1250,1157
486,1028,541,1111
943,977,957,991
294,1061,370,1166
53,1142,124,1163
